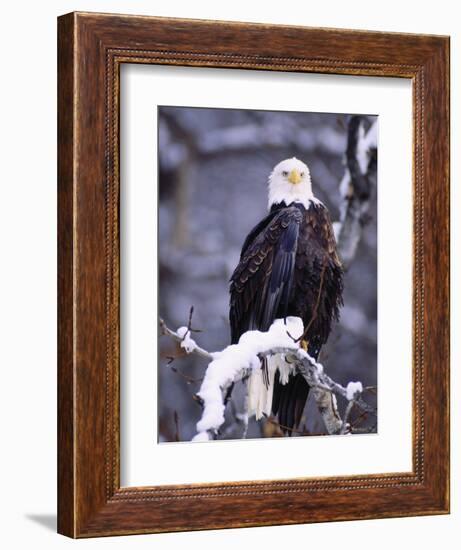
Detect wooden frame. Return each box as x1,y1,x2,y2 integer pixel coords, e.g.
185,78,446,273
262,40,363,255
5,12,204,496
57,12,450,537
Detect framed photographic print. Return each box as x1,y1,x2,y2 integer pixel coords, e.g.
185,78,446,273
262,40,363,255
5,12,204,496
57,12,450,537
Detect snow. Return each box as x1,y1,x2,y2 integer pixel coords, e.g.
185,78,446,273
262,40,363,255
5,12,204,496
357,119,378,175
296,348,323,373
176,326,197,354
363,119,378,151
193,317,304,440
356,122,369,175
191,431,210,443
346,381,363,401
332,220,341,241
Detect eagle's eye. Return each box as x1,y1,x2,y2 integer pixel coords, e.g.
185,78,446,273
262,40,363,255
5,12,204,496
300,172,305,177
282,170,289,177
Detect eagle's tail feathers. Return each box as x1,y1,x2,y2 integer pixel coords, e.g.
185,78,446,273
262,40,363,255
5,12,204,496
272,372,310,435
248,354,290,420
248,354,310,436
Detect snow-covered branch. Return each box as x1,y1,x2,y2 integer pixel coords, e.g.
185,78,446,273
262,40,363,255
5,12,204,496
334,116,378,268
159,317,212,360
160,317,375,441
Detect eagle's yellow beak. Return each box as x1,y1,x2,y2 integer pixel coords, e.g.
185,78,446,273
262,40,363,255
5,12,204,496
287,169,302,185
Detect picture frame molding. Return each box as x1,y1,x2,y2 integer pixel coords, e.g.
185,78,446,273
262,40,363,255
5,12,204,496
57,11,450,537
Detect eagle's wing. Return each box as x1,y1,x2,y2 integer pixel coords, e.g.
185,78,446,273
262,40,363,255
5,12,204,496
229,207,302,344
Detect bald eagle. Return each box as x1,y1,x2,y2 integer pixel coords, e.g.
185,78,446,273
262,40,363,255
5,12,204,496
229,157,344,434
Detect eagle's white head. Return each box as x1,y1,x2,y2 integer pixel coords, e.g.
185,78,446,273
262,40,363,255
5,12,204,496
268,157,315,210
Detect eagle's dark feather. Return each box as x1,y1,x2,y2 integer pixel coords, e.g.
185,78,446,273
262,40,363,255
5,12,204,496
229,201,343,434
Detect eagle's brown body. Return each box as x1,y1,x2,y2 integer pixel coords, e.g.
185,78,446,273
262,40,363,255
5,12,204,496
229,200,343,432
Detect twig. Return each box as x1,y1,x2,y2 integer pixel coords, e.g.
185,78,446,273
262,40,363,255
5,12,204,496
340,400,355,434
185,305,203,334
169,365,203,385
173,410,181,442
264,416,326,436
159,317,212,360
350,408,369,428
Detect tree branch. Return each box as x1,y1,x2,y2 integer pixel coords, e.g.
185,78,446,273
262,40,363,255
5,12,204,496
334,116,378,269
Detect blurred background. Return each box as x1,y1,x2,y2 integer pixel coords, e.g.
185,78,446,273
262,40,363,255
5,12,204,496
157,106,377,442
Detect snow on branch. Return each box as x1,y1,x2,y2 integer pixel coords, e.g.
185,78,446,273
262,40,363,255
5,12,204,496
334,116,378,268
159,316,211,360
160,316,375,441
192,318,303,441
